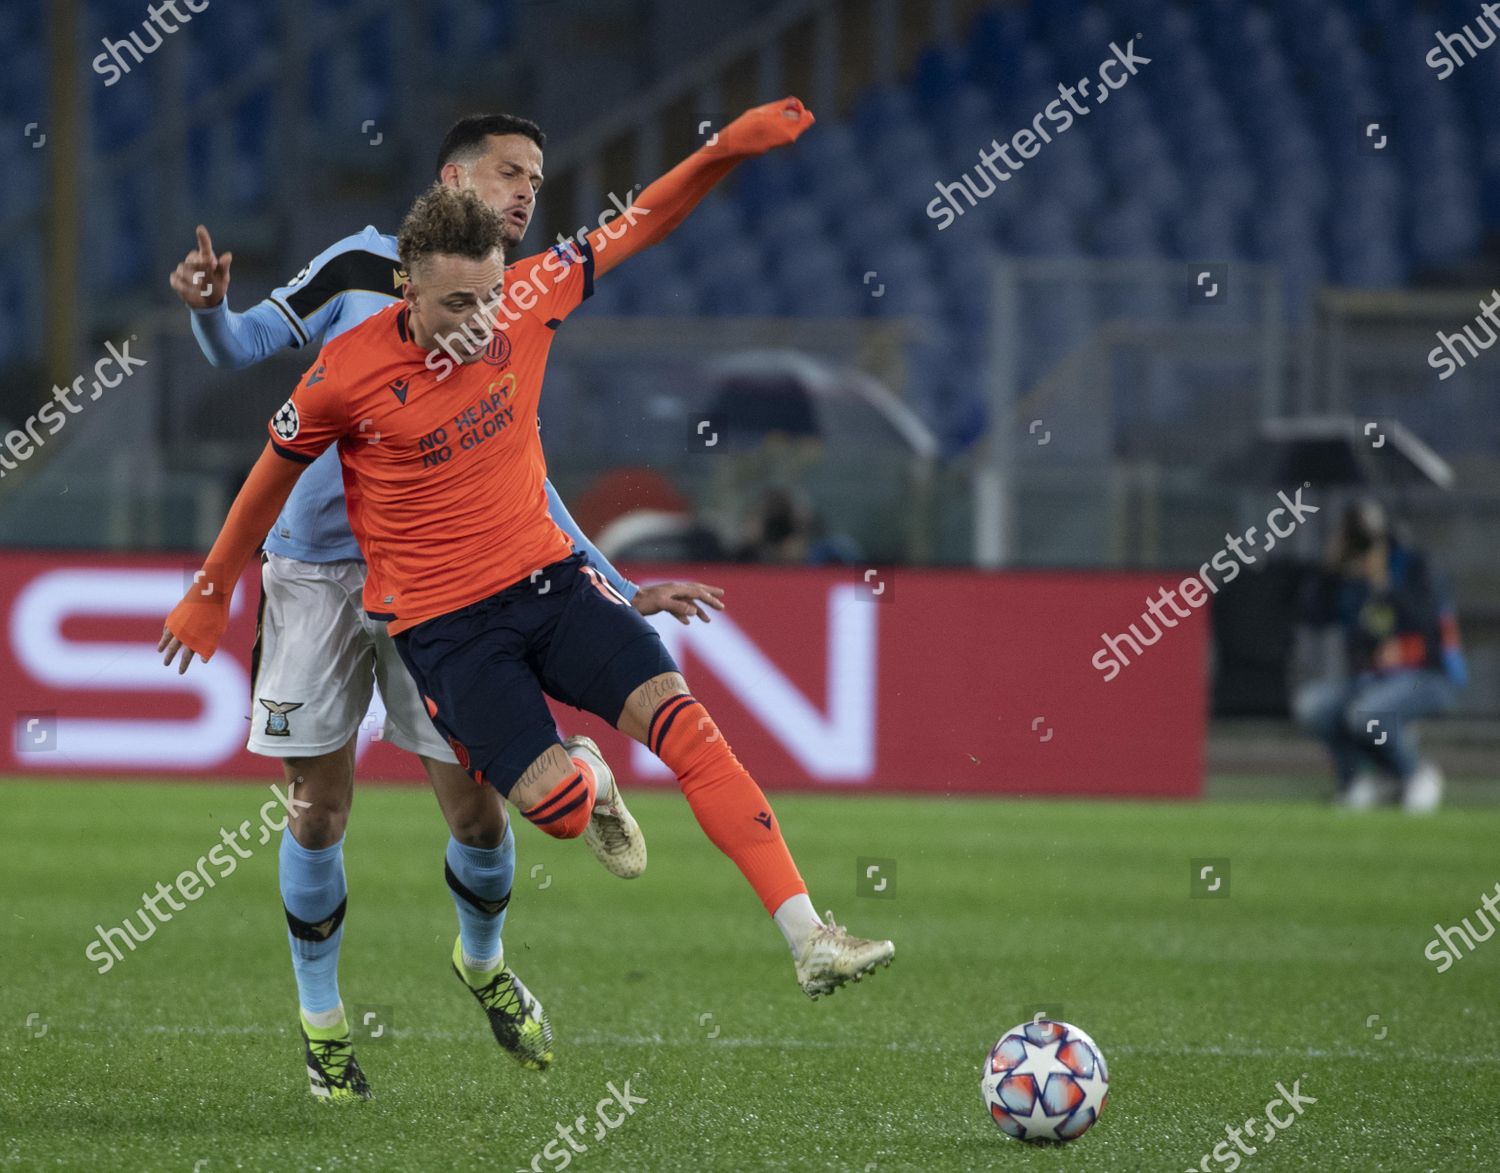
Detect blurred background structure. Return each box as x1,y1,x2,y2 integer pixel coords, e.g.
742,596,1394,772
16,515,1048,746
1,0,1496,777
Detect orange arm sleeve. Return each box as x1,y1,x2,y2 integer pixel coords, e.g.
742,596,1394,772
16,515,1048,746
589,97,815,278
165,442,308,660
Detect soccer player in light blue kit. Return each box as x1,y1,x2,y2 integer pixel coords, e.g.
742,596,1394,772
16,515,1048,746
169,112,724,1098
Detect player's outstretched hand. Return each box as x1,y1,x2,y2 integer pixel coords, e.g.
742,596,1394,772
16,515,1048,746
168,225,233,310
631,581,726,625
717,97,815,158
157,626,198,675
157,581,228,674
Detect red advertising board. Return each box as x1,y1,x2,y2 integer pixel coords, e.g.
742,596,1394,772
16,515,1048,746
0,553,1206,796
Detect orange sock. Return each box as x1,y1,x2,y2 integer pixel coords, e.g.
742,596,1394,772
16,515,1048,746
649,694,807,915
521,760,596,839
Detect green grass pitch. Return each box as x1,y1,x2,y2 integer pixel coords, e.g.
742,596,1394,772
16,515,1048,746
2,779,1498,1170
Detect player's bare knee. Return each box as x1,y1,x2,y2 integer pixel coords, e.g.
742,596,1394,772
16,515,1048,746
449,789,506,848
281,752,352,848
423,757,506,847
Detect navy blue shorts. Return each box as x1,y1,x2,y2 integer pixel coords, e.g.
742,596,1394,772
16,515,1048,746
391,552,678,796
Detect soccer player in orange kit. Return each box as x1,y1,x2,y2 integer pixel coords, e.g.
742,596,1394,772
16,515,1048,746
160,100,894,1063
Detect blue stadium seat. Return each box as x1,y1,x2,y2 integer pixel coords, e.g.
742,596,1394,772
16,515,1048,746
1174,200,1246,261
830,201,909,261
794,122,859,185
742,198,827,255
927,86,997,158
912,43,968,115
851,87,920,146
647,275,703,316
1091,199,1167,259
860,242,937,319
963,6,1028,95
998,202,1085,257
768,238,841,284
734,153,800,210
776,255,865,318
696,244,777,317
582,277,628,315
988,44,1059,108
667,196,745,266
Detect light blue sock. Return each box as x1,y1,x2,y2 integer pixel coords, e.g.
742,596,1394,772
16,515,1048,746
279,829,347,1016
444,826,514,967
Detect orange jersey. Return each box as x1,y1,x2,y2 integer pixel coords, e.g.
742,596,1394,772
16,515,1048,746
267,240,595,632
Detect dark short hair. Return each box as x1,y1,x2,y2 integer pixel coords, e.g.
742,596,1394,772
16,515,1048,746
435,113,546,177
397,185,506,275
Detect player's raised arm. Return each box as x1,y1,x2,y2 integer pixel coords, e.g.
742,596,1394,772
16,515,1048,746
587,97,815,278
169,225,234,310
158,443,309,671
171,225,398,370
170,223,294,369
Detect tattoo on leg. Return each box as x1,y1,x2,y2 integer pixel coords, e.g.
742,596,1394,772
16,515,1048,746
518,745,567,796
640,673,687,708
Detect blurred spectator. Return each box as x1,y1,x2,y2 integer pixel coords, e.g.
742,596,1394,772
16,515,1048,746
1292,501,1467,813
732,486,861,566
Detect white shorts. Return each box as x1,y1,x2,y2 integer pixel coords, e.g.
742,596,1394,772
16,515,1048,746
246,553,456,762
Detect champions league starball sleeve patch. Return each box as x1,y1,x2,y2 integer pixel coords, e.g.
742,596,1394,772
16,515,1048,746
272,399,300,441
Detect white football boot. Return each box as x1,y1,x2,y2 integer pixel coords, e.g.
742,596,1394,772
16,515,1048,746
568,734,648,878
794,910,895,999
1335,771,1387,810
1402,762,1444,815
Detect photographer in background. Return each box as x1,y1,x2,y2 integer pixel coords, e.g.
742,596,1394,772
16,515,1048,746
1292,500,1468,813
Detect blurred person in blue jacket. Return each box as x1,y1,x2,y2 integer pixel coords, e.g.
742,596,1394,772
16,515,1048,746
1292,500,1467,813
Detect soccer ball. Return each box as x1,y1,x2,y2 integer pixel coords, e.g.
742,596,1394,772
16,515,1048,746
979,1018,1109,1142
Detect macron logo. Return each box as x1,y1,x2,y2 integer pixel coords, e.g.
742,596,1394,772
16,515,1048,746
389,378,409,405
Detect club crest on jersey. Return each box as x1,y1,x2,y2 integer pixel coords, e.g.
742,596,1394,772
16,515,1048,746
481,331,511,367
259,699,304,737
272,400,300,440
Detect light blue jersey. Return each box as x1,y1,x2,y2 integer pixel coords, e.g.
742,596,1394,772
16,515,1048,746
189,227,635,597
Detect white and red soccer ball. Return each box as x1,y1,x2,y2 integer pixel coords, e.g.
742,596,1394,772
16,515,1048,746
980,1018,1109,1142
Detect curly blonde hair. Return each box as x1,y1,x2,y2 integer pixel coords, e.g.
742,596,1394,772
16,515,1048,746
397,184,506,275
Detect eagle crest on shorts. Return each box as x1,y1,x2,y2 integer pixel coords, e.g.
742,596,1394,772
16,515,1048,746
259,699,305,737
